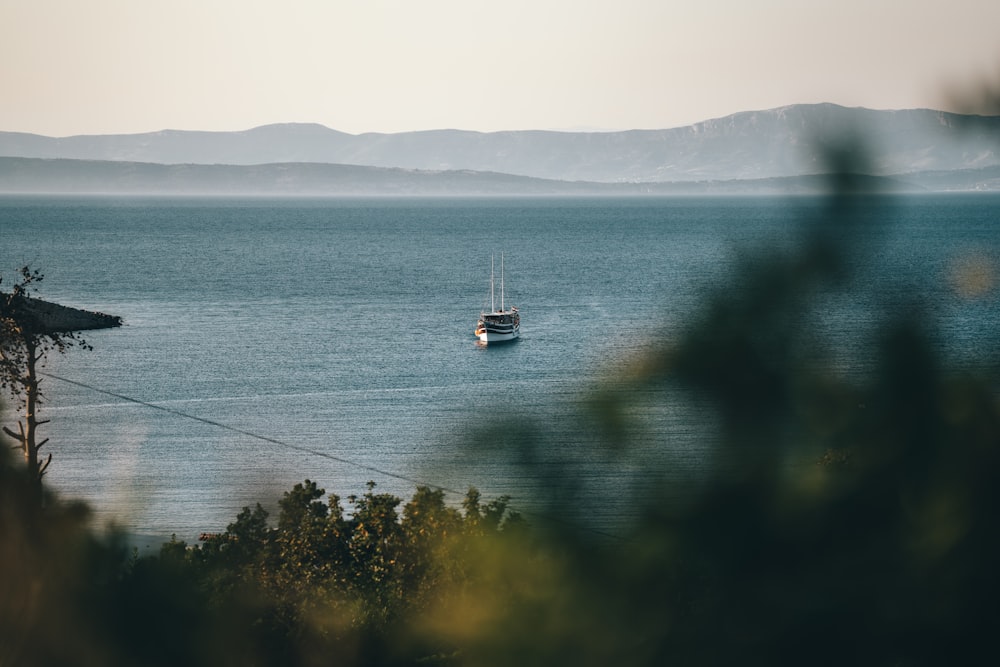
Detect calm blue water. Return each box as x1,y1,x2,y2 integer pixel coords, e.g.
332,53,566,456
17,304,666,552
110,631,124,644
2,195,998,541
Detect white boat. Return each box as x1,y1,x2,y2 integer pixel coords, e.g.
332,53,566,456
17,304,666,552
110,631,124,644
475,254,520,344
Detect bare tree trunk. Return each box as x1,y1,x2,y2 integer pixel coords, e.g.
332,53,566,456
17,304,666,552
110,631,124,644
24,337,38,470
2,336,49,505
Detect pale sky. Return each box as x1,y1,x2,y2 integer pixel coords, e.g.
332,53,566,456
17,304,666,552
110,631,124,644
2,0,999,137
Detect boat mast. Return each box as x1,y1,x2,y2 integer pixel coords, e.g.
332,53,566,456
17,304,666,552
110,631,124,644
490,254,495,313
501,252,505,311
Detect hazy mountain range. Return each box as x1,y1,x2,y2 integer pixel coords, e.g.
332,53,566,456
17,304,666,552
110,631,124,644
2,103,999,195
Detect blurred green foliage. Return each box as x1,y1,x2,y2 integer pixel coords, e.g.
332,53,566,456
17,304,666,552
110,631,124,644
165,480,521,665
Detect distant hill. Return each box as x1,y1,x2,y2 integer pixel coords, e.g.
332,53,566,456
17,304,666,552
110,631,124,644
5,155,994,196
2,104,999,184
0,157,626,196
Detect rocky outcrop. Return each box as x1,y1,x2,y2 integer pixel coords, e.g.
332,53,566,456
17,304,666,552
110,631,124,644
1,294,122,334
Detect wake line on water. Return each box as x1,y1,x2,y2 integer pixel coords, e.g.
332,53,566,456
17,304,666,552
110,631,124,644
43,378,577,412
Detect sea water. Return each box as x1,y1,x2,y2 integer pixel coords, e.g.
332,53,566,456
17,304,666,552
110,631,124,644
2,194,998,541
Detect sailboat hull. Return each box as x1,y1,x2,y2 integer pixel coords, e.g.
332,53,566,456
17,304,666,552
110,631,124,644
477,323,520,343
475,307,520,344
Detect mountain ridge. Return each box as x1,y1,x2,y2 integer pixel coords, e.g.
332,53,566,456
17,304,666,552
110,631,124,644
2,104,999,184
3,155,998,196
